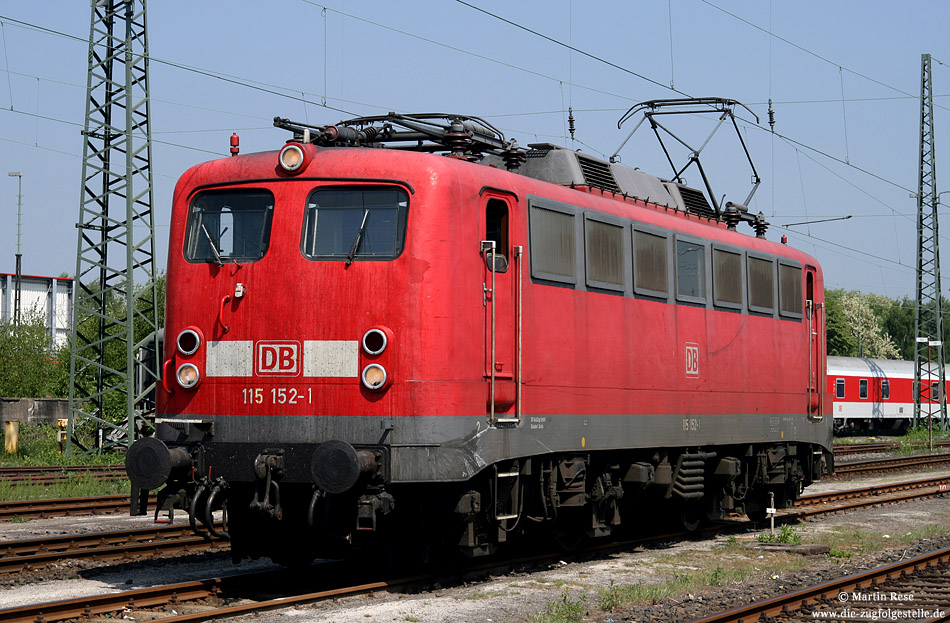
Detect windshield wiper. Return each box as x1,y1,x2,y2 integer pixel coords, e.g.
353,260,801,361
345,209,370,266
201,224,224,265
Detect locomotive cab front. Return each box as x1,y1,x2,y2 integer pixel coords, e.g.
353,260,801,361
126,140,421,562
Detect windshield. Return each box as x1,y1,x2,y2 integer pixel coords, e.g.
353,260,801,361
184,191,274,263
301,187,408,261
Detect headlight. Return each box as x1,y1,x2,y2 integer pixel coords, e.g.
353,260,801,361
177,329,200,355
176,363,200,389
362,328,388,355
361,363,387,391
279,144,306,172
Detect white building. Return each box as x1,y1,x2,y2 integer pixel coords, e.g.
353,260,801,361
0,272,74,347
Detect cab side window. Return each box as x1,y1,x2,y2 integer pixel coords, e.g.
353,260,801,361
485,199,509,272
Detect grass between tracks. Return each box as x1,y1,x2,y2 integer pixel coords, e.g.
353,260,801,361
836,425,950,455
0,475,129,503
0,422,128,503
522,520,950,623
896,425,950,455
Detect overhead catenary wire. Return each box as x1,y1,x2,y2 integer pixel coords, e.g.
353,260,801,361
839,67,850,164
1,20,13,109
0,8,924,204
0,10,642,128
0,60,925,223
435,4,933,290
296,1,639,106
768,0,774,216
777,133,906,264
794,149,812,237
1,66,283,124
448,2,919,202
701,0,948,110
0,4,931,296
667,0,675,90
455,0,691,96
0,107,225,171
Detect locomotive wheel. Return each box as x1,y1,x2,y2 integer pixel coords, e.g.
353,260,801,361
745,506,768,523
679,504,704,532
271,546,317,568
554,529,583,552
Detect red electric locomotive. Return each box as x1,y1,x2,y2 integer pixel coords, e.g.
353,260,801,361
126,101,833,564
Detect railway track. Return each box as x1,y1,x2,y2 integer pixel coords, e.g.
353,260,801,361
0,494,152,521
834,452,950,475
686,545,950,623
795,474,950,511
0,560,434,623
0,473,947,622
1,476,941,578
0,524,227,575
833,440,950,456
0,464,126,486
0,449,930,523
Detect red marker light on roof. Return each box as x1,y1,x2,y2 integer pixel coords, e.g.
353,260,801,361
230,133,239,157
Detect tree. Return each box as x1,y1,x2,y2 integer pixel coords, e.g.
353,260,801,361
825,289,856,357
824,289,899,359
0,312,69,398
70,272,166,423
881,297,915,361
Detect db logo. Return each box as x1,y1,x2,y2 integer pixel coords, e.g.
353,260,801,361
256,341,300,376
685,343,700,378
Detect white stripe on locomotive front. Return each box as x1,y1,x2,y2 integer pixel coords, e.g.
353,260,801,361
207,340,254,377
205,340,359,377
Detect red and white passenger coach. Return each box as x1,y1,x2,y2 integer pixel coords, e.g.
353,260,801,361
126,102,833,564
828,356,944,433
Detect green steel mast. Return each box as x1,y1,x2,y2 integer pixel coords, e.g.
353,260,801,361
67,0,159,453
913,53,948,430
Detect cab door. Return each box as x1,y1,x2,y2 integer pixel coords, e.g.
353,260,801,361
806,266,823,419
481,194,521,423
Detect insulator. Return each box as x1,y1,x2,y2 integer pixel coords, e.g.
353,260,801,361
444,120,473,158
568,107,576,140
722,204,740,231
502,147,527,172
752,212,769,238
768,98,775,131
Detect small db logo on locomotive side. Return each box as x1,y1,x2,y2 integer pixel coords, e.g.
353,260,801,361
685,343,700,378
256,341,300,376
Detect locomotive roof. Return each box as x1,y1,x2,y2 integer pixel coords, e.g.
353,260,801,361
272,100,768,237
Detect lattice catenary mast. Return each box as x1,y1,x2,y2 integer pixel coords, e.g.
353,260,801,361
67,0,159,453
913,53,948,429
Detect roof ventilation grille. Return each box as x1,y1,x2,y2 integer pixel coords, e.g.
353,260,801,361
677,185,716,219
577,155,621,193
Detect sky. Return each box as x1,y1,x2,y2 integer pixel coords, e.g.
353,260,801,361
0,1,949,300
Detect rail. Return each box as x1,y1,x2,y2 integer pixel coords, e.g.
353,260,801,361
685,546,950,623
0,494,153,521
